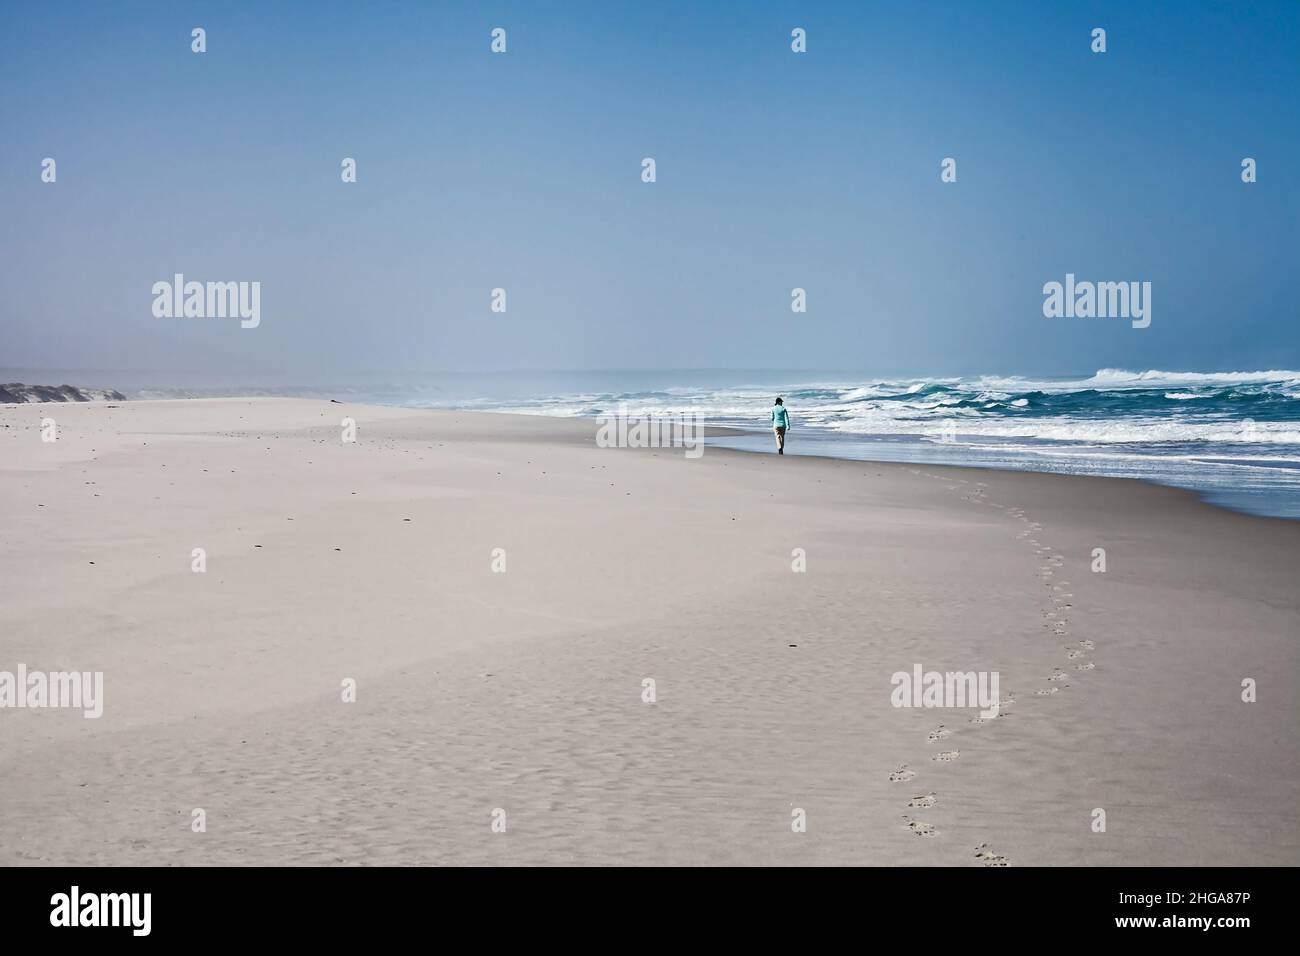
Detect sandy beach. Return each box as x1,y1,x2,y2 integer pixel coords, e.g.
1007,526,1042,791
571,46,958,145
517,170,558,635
1,397,1296,866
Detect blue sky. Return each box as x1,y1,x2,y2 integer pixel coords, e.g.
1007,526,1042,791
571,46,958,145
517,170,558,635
1,0,1297,380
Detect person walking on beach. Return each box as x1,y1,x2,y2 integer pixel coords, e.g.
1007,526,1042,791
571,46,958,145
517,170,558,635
771,397,791,454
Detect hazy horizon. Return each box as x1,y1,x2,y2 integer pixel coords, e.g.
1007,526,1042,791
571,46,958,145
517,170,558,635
9,363,1300,394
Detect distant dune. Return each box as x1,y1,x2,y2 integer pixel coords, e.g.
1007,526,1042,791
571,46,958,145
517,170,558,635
0,383,126,404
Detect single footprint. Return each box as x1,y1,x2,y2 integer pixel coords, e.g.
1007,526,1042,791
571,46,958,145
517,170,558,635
1047,669,1068,682
928,725,951,740
902,816,937,837
1035,686,1060,696
1075,661,1096,671
889,765,917,782
1079,640,1094,650
908,792,937,808
932,750,961,762
974,843,1010,866
1065,648,1084,660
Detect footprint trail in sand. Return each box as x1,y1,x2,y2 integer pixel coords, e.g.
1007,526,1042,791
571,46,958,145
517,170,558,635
887,470,1101,865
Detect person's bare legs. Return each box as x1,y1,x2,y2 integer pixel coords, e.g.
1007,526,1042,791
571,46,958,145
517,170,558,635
774,426,785,454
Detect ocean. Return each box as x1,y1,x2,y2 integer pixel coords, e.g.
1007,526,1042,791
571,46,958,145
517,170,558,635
7,367,1299,520
393,368,1300,520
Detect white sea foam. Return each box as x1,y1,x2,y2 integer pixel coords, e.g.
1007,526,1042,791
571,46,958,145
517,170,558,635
830,417,1300,445
1087,368,1300,388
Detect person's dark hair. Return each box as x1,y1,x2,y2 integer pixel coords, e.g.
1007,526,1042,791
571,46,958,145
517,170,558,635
774,397,783,405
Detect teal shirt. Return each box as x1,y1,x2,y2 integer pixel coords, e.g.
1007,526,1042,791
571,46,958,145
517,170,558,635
771,405,790,428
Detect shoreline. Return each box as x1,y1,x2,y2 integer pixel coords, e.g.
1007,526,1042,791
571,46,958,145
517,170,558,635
10,392,1292,523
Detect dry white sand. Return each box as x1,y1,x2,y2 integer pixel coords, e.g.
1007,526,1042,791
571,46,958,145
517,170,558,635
1,398,1296,865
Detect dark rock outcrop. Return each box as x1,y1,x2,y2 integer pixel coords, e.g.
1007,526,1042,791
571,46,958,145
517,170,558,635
0,383,127,404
